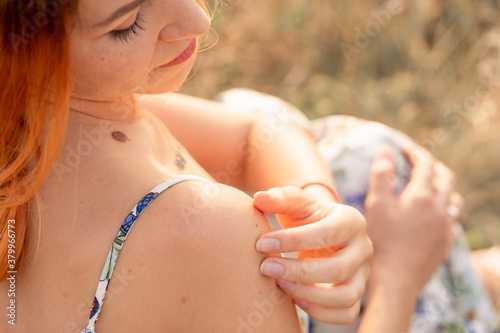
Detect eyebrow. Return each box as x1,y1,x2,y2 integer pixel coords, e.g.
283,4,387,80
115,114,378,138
92,0,147,28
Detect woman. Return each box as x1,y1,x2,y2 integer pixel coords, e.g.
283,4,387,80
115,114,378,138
0,0,371,331
0,0,470,332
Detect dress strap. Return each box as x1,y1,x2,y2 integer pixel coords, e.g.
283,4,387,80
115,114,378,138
82,175,210,333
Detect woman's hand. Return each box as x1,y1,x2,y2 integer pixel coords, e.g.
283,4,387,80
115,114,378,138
253,187,373,324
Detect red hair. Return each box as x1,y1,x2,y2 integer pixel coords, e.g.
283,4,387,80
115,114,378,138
0,0,78,281
0,0,210,281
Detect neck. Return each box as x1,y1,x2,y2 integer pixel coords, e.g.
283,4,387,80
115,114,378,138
68,94,137,121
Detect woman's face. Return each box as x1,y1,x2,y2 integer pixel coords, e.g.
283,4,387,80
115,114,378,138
70,0,210,100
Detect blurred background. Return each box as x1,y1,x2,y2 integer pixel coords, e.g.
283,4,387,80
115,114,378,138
183,0,500,249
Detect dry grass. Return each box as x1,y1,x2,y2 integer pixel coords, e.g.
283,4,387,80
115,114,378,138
183,0,500,249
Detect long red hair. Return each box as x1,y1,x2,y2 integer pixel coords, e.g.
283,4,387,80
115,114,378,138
0,0,78,281
0,0,210,282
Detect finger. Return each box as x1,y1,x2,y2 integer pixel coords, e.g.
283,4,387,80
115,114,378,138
259,234,371,283
403,147,435,190
400,143,430,166
368,146,396,198
435,162,464,221
296,298,361,326
449,191,464,212
276,264,369,308
256,205,364,253
434,162,455,206
253,186,314,216
444,223,460,255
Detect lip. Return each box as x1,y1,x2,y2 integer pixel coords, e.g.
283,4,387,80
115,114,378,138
159,39,197,68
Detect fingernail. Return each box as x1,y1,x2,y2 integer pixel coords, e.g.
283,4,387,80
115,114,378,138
293,298,310,310
277,279,296,293
266,188,280,201
253,191,267,201
377,146,394,159
256,238,281,252
260,262,284,278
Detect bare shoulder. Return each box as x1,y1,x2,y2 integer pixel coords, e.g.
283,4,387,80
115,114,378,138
95,180,303,333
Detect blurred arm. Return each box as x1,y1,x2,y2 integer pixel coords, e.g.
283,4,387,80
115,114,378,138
358,271,419,332
137,92,337,201
358,147,458,332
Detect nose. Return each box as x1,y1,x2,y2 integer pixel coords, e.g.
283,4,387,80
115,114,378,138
158,0,210,42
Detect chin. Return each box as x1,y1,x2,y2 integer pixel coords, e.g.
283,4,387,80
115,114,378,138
136,59,195,95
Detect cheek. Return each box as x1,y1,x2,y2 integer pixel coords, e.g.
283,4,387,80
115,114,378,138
72,44,155,96
96,50,149,81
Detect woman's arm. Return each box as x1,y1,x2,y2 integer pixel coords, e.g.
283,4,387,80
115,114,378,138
137,93,336,198
137,92,372,324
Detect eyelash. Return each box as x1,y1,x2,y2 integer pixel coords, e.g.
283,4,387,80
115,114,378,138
111,12,146,43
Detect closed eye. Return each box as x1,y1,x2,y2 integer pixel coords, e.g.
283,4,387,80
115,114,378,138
111,11,146,43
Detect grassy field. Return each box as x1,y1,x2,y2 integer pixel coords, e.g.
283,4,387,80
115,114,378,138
183,0,500,249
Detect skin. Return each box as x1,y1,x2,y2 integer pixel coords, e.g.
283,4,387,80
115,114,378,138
6,0,487,330
0,0,372,331
70,0,210,100
359,147,459,332
471,247,500,311
139,92,372,323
